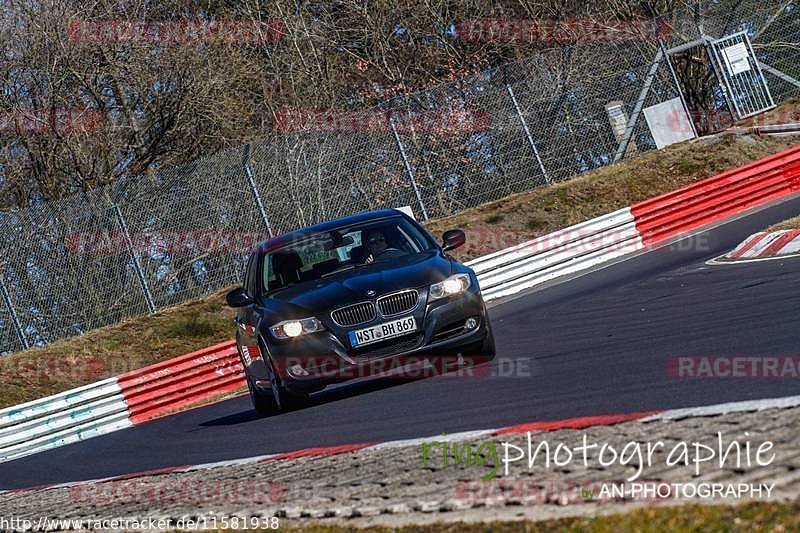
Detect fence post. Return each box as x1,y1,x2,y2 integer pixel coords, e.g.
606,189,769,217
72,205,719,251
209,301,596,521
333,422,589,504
242,143,274,237
112,202,156,313
389,115,430,221
504,66,550,184
613,48,664,162
0,274,29,350
660,40,699,140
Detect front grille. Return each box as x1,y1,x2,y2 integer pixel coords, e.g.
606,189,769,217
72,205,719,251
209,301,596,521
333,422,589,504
377,289,419,317
331,302,376,327
350,333,424,360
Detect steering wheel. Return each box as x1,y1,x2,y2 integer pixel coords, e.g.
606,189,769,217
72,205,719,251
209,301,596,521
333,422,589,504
376,247,401,256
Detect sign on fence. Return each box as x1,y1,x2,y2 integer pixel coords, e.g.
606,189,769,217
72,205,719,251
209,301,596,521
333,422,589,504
644,98,696,149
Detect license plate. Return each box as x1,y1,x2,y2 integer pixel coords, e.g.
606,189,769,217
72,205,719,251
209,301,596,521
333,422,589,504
348,316,417,347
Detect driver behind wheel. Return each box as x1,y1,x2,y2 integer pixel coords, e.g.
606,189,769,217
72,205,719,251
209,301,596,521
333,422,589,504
364,228,388,263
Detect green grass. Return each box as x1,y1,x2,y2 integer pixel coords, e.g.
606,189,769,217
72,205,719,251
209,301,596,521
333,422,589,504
525,216,547,231
164,315,226,338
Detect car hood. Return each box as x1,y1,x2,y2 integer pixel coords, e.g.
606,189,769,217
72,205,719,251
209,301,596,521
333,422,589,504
260,252,453,318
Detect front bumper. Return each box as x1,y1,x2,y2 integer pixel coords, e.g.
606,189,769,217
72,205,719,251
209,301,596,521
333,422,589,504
255,284,493,393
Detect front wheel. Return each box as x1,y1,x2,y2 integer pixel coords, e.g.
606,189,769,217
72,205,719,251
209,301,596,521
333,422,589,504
263,354,308,413
246,374,275,416
247,356,308,416
481,325,496,362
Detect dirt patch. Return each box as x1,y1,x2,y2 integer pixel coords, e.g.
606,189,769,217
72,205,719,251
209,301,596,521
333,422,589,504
767,214,800,233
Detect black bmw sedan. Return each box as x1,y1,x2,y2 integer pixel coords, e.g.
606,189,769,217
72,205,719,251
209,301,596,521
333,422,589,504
226,208,495,414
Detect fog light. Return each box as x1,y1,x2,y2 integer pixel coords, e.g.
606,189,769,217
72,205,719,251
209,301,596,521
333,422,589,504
464,317,478,330
288,364,309,377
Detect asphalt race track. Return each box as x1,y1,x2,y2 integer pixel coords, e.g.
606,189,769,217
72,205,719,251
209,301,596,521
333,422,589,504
2,196,800,490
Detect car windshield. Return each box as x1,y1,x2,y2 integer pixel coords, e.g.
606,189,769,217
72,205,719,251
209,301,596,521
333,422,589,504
262,216,435,293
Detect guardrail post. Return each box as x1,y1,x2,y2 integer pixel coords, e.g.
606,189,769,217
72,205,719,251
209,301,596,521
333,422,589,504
504,66,550,184
0,274,29,351
389,115,430,221
242,143,274,237
112,203,156,314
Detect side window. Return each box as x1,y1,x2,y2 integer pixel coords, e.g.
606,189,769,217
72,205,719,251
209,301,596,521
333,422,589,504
395,226,417,253
244,253,259,297
338,230,362,261
242,254,252,292
263,254,276,292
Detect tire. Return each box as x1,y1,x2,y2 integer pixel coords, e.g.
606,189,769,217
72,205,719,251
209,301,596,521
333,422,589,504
247,374,275,416
263,353,308,413
483,325,496,361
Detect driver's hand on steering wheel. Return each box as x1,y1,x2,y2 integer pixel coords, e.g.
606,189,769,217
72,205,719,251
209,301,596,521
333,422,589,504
365,230,388,260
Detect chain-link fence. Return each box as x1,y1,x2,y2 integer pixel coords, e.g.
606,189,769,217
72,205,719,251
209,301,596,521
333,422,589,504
1,0,798,356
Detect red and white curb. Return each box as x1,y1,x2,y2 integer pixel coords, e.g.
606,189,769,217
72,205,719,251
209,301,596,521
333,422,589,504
2,145,799,467
711,229,800,263
3,394,800,497
0,341,244,464
472,145,800,300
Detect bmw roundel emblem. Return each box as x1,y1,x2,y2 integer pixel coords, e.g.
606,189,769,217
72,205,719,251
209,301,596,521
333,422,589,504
366,289,376,297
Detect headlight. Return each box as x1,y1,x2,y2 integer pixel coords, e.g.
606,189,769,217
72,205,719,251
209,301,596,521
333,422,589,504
270,317,325,339
429,273,471,301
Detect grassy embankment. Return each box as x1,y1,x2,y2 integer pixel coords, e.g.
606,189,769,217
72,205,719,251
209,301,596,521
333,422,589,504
2,101,798,408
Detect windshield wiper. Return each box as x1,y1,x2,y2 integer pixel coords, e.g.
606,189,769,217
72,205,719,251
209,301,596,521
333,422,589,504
265,282,297,295
321,257,395,279
321,264,357,278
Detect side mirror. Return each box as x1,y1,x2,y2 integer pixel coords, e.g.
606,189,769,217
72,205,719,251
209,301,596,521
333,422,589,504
442,229,466,252
226,287,253,308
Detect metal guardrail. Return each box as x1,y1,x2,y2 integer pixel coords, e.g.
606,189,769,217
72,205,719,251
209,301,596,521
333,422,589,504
473,144,800,302
0,341,244,463
118,340,244,425
631,145,800,245
0,379,129,462
1,144,800,462
469,208,642,300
